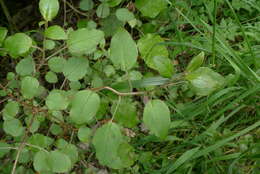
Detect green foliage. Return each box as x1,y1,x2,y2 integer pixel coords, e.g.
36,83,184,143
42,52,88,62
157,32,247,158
0,0,259,173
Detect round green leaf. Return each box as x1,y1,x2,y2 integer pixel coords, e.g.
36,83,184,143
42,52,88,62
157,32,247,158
3,118,25,137
44,39,56,50
45,25,67,40
70,90,100,124
49,150,72,173
60,144,79,165
116,8,135,22
93,122,123,169
21,76,39,99
137,34,168,69
46,90,69,110
79,0,94,11
96,3,110,18
2,101,19,120
77,126,92,142
4,33,32,58
45,71,58,83
110,28,138,71
143,99,171,139
33,151,51,173
39,0,60,21
16,57,35,76
63,57,89,81
67,28,104,55
153,56,174,78
48,56,66,73
136,0,167,18
186,67,226,96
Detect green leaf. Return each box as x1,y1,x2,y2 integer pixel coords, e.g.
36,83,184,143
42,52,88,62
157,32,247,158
16,57,35,76
0,27,8,46
143,99,171,138
45,25,67,40
3,118,25,137
39,0,60,21
33,151,51,173
63,57,89,81
70,90,100,124
117,142,136,168
44,39,56,50
49,150,72,173
186,52,205,72
105,0,122,7
4,33,32,58
28,134,54,150
138,34,168,69
0,142,11,158
21,76,39,99
110,28,138,71
59,144,78,165
96,3,110,18
78,126,92,142
115,8,135,22
45,71,58,83
79,0,94,11
111,98,139,128
153,56,174,77
2,101,19,120
33,150,71,173
93,122,124,169
48,56,66,73
46,90,69,110
101,14,124,37
67,28,104,55
136,0,167,18
186,67,226,96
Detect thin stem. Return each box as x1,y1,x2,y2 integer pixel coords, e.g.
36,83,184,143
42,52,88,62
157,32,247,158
111,96,122,121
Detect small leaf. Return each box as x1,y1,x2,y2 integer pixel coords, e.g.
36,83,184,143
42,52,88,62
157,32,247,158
46,90,69,110
100,14,124,37
110,28,138,71
116,8,135,22
4,33,32,58
106,0,122,7
48,56,66,73
45,25,67,40
63,57,89,81
186,52,205,72
138,34,168,69
33,151,51,173
67,28,104,55
45,71,58,83
0,142,11,158
59,144,78,165
28,134,54,150
143,100,171,138
153,56,174,77
2,101,19,120
79,0,94,11
3,119,25,137
16,57,35,76
44,39,56,50
70,90,100,124
186,67,226,96
111,98,139,128
77,126,92,142
21,76,39,99
93,122,124,169
49,150,72,173
0,27,8,46
39,0,60,21
136,0,167,18
96,3,110,18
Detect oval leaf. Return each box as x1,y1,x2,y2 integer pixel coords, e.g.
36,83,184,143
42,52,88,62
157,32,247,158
136,0,167,18
110,28,138,71
143,99,171,138
153,56,174,78
45,25,67,40
4,33,32,58
39,0,59,21
21,76,39,99
70,90,100,124
186,52,205,73
46,90,69,110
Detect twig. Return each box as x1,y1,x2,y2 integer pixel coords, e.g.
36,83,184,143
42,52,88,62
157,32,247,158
62,0,88,17
90,86,146,96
